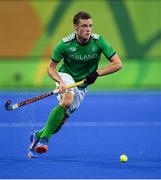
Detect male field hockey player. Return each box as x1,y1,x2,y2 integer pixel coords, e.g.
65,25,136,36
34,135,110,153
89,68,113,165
28,11,123,158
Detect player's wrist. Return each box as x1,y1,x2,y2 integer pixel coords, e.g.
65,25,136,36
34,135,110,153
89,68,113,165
57,79,64,84
95,71,99,77
85,71,99,85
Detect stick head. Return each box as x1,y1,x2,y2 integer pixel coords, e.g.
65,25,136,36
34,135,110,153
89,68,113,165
5,100,12,111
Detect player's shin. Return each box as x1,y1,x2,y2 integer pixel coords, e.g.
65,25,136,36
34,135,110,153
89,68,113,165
35,105,66,154
53,113,69,134
36,113,69,138
38,105,66,140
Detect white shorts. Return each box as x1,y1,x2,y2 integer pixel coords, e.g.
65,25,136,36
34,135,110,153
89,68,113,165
56,72,87,116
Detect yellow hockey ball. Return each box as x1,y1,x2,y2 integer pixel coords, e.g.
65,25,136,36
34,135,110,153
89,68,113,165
120,154,128,162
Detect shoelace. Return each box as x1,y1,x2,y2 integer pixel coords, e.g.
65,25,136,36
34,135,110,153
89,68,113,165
29,134,39,150
39,138,48,145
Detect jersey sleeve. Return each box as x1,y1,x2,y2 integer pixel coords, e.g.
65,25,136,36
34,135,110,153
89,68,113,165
98,36,116,60
51,40,64,62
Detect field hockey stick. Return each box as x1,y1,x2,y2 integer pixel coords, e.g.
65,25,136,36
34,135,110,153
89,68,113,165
5,80,84,111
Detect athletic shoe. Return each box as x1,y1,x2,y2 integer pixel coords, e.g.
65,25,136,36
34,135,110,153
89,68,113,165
35,138,48,154
28,149,39,159
27,131,39,158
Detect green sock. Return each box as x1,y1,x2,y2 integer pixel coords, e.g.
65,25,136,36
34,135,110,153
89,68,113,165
36,105,66,140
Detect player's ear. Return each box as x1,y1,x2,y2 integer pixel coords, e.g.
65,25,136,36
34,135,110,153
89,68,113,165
74,24,78,31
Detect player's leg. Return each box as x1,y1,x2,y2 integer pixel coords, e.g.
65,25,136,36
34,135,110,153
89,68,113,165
27,73,74,157
35,86,87,154
34,87,87,155
35,92,74,154
34,73,75,154
33,73,87,155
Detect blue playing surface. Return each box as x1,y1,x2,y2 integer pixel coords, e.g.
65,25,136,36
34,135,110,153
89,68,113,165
0,91,161,178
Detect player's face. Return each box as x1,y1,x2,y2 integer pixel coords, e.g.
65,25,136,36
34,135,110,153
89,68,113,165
75,18,93,40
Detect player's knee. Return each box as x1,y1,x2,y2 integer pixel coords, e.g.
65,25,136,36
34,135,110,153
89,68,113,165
60,92,74,109
60,100,72,108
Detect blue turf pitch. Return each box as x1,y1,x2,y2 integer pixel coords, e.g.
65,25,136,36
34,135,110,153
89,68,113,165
0,91,160,178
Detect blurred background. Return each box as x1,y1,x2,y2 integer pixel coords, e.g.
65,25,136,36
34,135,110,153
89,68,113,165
0,0,160,91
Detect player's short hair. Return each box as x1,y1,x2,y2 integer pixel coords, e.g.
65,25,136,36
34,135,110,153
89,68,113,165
73,11,92,25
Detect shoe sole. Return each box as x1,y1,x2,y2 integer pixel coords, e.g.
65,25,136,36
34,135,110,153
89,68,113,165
28,153,37,159
35,145,48,154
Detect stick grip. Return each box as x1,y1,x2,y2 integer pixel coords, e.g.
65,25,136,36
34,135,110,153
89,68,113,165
65,80,84,89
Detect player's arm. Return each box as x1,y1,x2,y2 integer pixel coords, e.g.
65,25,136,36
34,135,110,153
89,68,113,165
85,36,122,85
96,53,122,76
48,60,63,83
49,40,66,93
97,36,123,76
85,54,122,85
48,60,66,93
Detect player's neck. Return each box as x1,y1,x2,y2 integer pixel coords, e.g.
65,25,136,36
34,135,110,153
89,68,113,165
76,34,90,45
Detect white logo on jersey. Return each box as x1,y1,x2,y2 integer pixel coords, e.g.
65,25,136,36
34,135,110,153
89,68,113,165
69,54,98,61
91,46,96,52
70,47,76,52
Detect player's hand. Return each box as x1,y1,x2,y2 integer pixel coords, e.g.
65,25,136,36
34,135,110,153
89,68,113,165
56,81,66,94
84,71,99,85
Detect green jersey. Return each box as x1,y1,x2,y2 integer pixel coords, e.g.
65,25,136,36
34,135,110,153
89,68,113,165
51,32,116,83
